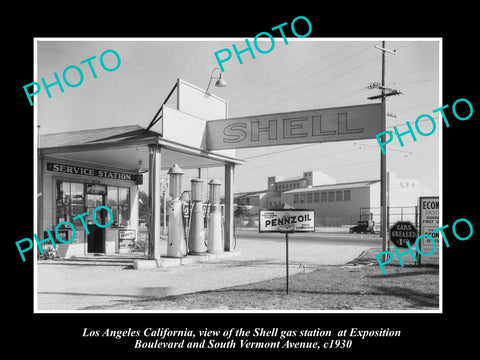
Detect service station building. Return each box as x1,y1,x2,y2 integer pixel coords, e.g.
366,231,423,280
37,79,244,259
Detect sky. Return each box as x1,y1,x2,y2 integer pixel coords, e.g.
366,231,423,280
36,38,440,196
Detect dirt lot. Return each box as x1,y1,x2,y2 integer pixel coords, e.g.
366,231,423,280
82,264,439,311
36,235,439,312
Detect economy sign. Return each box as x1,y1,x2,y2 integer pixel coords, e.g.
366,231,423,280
259,210,315,233
418,196,440,258
206,103,383,150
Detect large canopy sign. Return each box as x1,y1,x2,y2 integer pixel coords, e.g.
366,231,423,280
206,103,383,150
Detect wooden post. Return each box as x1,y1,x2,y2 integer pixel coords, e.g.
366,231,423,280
224,164,235,251
285,232,289,294
148,144,162,260
380,41,388,262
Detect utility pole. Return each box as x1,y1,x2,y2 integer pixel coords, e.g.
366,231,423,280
367,41,401,263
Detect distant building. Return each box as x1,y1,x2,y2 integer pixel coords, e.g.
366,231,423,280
233,170,420,226
281,179,380,226
234,190,269,208
267,171,336,191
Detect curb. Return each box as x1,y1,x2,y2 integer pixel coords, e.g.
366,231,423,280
133,251,242,270
347,247,440,268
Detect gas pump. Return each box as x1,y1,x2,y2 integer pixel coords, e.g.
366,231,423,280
166,164,187,257
207,179,223,253
188,178,207,254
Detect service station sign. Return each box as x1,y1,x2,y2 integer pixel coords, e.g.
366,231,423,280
259,210,315,233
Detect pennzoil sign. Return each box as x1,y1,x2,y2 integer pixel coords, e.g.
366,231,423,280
259,210,315,233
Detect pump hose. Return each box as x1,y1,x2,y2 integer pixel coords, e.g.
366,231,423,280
180,201,190,257
204,202,209,248
184,201,194,256
232,218,237,251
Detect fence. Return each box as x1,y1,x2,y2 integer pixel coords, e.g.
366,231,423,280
360,206,419,231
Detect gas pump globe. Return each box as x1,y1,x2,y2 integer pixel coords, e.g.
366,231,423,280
168,164,183,198
207,179,223,253
188,178,206,254
166,164,187,257
209,179,221,204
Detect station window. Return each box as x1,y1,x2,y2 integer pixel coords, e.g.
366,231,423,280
300,193,305,203
314,192,320,202
344,190,351,201
336,191,343,201
328,191,335,202
307,192,313,203
294,194,299,204
56,181,85,226
321,192,327,202
107,186,130,226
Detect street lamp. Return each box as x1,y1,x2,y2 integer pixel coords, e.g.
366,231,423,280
206,67,227,93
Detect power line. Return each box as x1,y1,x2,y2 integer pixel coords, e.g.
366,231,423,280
388,61,439,82
230,43,353,106
254,54,380,114
243,144,315,160
240,143,415,174
353,142,411,155
231,41,420,116
231,44,376,114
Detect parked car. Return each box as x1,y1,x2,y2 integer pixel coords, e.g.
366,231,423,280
349,220,375,234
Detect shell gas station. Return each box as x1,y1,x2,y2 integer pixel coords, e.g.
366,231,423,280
37,76,387,268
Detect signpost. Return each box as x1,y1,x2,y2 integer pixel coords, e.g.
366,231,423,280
259,210,315,294
390,221,418,248
418,196,439,265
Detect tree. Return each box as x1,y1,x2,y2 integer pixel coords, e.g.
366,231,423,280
138,190,149,221
234,205,252,228
234,204,250,218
